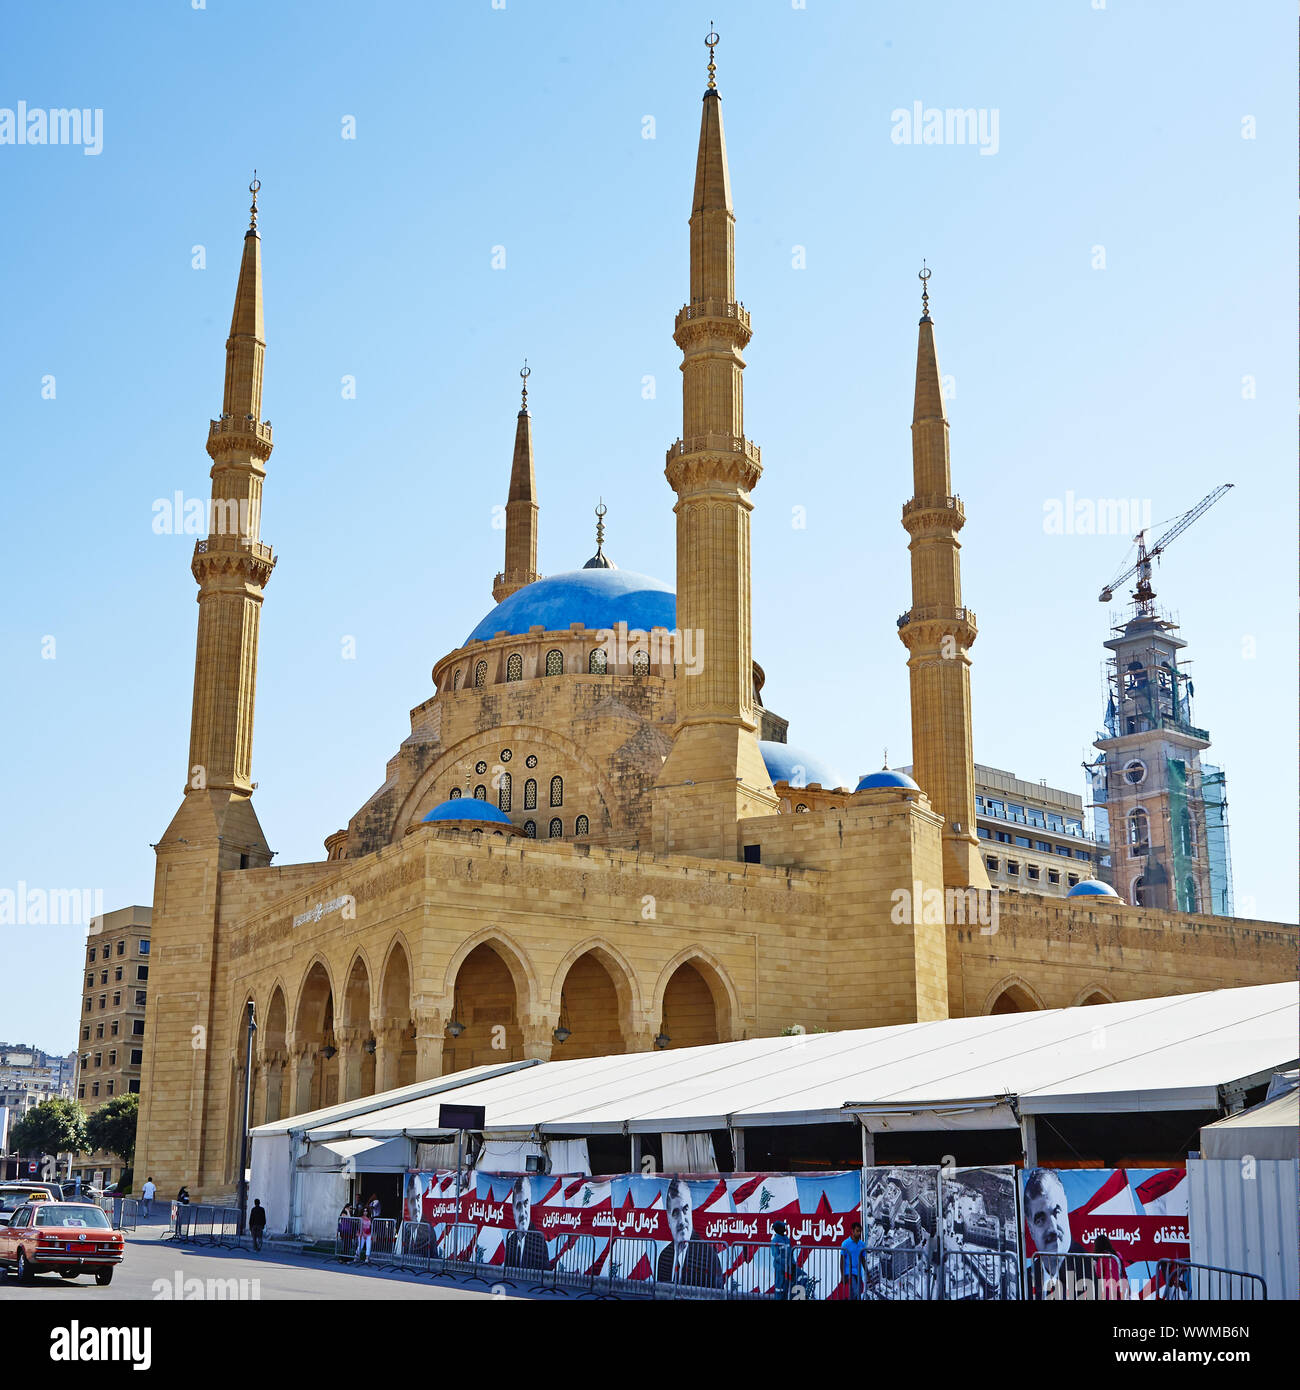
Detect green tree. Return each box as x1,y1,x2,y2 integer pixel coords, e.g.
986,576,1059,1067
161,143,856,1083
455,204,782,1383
86,1093,139,1165
10,1096,89,1166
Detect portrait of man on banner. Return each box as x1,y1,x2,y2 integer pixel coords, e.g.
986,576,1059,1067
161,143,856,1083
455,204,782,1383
655,1177,723,1288
503,1175,548,1271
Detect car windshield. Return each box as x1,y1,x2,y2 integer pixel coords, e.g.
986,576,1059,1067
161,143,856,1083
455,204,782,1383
33,1204,112,1229
0,1190,53,1212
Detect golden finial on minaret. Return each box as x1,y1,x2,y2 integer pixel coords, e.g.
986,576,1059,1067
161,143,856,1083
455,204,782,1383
918,260,931,322
520,359,530,412
883,748,890,771
595,499,607,552
248,170,261,234
705,22,720,90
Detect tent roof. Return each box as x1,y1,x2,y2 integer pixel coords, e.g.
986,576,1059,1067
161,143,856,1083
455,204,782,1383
1199,1084,1298,1160
282,982,1296,1143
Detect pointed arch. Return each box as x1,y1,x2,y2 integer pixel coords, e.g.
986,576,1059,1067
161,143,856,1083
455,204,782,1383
983,974,1047,1016
341,950,373,1029
291,955,337,1045
651,946,739,1043
548,936,643,1018
378,934,414,1021
263,981,288,1055
440,926,538,1014
1069,983,1117,1008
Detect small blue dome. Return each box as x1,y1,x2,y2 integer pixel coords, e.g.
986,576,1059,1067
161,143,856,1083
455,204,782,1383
422,799,513,827
467,569,675,644
759,741,845,791
1066,878,1121,900
855,769,921,793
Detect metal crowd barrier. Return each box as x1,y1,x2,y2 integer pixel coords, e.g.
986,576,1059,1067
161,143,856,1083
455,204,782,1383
1026,1251,1129,1301
1156,1258,1267,1301
941,1248,1020,1301
369,1217,399,1265
97,1196,139,1231
335,1216,359,1260
396,1219,437,1273
600,1236,661,1298
537,1233,600,1298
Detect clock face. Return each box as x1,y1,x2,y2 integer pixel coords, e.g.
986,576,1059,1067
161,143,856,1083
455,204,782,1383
1124,760,1147,785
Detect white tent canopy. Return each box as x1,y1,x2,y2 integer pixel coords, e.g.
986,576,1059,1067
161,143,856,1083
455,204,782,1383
1199,1086,1298,1161
278,983,1296,1144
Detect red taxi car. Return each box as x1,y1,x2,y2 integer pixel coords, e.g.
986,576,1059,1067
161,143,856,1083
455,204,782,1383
0,1201,125,1284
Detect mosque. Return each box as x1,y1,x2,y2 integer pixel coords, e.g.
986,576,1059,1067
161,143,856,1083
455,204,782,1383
134,42,1295,1196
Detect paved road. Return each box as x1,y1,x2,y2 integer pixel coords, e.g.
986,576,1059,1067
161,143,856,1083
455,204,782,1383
2,1217,540,1301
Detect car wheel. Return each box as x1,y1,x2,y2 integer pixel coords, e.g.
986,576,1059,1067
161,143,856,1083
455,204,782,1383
95,1267,114,1286
15,1250,33,1284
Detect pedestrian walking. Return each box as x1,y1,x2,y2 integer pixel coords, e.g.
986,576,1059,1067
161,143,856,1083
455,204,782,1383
249,1198,267,1251
357,1208,373,1264
140,1176,157,1219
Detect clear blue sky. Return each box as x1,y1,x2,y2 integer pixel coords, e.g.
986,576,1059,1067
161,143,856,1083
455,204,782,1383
1,1,1294,1052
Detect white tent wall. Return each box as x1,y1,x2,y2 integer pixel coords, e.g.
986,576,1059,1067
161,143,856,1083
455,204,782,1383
299,1169,351,1243
662,1132,717,1172
1187,1157,1299,1300
249,1132,292,1236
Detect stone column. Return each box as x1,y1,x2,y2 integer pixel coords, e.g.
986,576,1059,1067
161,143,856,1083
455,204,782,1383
373,1022,405,1094
291,1047,315,1115
414,1013,444,1080
337,1028,362,1102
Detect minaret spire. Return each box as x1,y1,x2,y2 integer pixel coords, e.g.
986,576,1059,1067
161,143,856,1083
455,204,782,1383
898,268,988,890
654,31,778,860
493,361,541,603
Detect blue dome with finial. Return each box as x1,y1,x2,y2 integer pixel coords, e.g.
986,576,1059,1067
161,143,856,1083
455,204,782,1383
855,769,920,793
1066,878,1121,900
422,799,513,827
466,568,676,644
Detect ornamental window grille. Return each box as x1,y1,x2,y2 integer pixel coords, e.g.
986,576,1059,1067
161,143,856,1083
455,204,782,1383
524,778,537,810
498,772,512,812
506,653,523,682
448,787,462,800
575,814,589,835
550,775,563,807
549,818,563,838
474,785,487,801
524,820,536,838
474,661,488,688
588,648,607,674
545,649,564,677
632,650,650,676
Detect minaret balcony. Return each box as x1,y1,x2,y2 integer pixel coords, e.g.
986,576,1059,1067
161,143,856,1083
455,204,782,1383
196,534,274,562
902,493,964,527
674,299,752,348
897,603,977,631
667,433,761,466
206,415,273,461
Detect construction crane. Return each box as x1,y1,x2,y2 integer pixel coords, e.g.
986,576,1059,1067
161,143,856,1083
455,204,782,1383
1099,484,1234,615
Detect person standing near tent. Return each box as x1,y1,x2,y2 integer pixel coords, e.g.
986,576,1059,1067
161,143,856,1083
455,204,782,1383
841,1221,867,1300
357,1206,373,1264
770,1220,795,1300
249,1198,267,1251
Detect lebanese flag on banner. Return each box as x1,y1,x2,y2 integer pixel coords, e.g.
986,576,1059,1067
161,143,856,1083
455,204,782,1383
1135,1169,1187,1216
1076,1168,1138,1218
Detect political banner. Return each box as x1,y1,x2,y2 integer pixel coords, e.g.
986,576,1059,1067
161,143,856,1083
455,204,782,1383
1020,1167,1189,1298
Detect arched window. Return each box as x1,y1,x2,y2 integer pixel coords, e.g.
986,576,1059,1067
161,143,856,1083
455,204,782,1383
1179,808,1196,857
1133,875,1148,906
550,775,563,807
474,784,487,801
506,653,523,682
498,772,512,812
1127,808,1149,856
523,820,536,838
549,818,562,838
452,669,461,692
448,787,462,800
795,803,808,813
473,660,488,688
588,648,607,674
545,649,563,677
524,778,537,810
575,814,589,836
632,650,650,676
1184,875,1198,913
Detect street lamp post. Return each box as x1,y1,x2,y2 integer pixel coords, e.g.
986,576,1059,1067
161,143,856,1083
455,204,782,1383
236,1000,257,1236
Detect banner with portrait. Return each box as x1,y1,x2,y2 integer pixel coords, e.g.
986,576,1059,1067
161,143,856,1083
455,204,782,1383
1020,1167,1189,1298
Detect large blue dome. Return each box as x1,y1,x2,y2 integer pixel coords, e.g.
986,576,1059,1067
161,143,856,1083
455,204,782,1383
422,798,513,827
759,740,846,791
467,569,676,644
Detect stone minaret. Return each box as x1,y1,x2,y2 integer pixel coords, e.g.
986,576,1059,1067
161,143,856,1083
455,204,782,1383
898,269,988,890
653,33,777,860
135,183,277,1197
492,363,540,602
